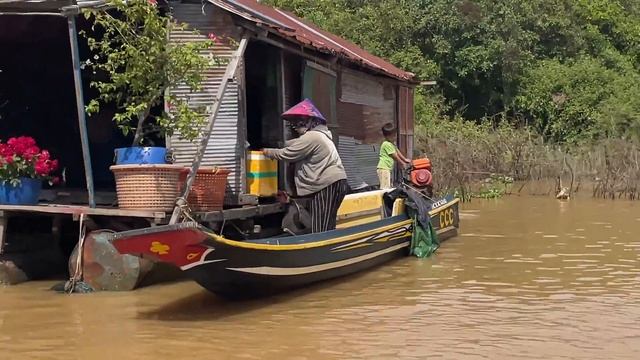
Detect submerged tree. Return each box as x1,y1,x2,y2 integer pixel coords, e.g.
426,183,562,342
82,0,221,145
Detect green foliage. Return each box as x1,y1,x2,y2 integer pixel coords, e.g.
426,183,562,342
82,0,221,145
264,0,640,144
516,57,640,143
475,174,514,199
414,117,550,198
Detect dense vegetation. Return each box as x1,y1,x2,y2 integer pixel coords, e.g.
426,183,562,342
266,0,639,143
266,0,640,199
266,0,640,143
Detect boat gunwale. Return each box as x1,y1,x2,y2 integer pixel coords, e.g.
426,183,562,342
109,198,459,251
205,198,459,251
205,218,413,251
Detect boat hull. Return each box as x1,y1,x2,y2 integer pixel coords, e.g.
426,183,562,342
111,198,460,296
187,218,414,296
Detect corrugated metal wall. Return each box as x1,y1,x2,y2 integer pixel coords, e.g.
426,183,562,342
167,4,245,199
340,70,384,106
337,135,380,189
338,69,396,144
335,69,401,188
336,101,364,139
355,142,380,187
338,136,367,190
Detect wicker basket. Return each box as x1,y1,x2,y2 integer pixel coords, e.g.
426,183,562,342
180,167,230,212
110,164,184,212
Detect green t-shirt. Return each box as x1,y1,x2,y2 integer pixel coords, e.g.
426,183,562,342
377,140,397,170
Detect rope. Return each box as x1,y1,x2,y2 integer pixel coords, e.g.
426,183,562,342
65,213,87,294
176,196,198,223
401,183,436,202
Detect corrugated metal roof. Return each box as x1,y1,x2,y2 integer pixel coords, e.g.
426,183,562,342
209,0,414,81
0,0,106,13
2,0,413,81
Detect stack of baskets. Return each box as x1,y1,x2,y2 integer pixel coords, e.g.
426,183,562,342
110,165,229,212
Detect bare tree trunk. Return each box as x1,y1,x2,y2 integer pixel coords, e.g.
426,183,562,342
132,107,151,146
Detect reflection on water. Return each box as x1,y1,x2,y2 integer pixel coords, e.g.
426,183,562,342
1,196,639,359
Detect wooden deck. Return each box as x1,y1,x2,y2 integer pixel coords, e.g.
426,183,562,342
0,202,286,253
0,204,166,219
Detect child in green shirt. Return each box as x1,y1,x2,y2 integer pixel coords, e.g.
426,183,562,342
377,123,411,189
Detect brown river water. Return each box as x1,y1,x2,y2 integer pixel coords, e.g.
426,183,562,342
1,196,639,359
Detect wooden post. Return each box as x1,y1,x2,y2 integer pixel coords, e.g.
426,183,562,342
169,36,249,224
0,211,6,255
67,16,96,208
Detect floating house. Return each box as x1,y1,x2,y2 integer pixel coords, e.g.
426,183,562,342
0,0,416,285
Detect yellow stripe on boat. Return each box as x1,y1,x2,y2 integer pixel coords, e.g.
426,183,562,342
205,219,413,251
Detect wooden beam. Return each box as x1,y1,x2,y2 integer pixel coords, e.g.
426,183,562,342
169,35,250,224
67,16,96,208
0,211,6,254
255,32,334,68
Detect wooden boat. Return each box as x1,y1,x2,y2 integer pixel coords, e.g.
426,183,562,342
111,191,460,297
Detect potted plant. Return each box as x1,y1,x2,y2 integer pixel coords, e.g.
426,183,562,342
0,136,59,205
81,0,222,210
82,0,220,164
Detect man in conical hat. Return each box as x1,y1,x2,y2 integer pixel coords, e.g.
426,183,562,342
263,99,349,233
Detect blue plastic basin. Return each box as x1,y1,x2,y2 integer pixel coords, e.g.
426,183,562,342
0,177,42,205
114,147,167,165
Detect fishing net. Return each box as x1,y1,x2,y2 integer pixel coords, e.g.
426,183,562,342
409,216,439,258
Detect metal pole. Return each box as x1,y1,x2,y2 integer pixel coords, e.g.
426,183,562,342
67,16,96,208
169,36,249,224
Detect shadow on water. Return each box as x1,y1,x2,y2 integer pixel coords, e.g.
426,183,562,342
136,263,389,322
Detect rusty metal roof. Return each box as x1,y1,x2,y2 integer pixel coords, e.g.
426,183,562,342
0,0,107,14
210,0,414,81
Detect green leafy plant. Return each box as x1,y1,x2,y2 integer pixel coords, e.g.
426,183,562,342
82,0,223,145
474,174,514,199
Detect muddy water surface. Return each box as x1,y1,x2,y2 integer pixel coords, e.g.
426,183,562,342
1,196,639,359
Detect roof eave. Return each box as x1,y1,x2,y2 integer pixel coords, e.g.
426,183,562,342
209,0,414,82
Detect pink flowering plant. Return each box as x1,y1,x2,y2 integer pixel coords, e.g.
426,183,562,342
0,136,60,186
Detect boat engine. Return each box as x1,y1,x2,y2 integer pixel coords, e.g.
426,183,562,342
406,157,434,197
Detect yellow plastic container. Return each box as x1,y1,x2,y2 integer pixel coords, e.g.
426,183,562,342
247,151,278,197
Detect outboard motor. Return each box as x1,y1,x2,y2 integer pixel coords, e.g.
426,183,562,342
405,157,434,198
410,158,432,187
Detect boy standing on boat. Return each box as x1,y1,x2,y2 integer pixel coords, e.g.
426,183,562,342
377,123,411,189
263,99,350,233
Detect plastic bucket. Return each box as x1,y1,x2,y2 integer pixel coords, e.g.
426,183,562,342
246,151,278,197
0,177,42,205
114,147,168,165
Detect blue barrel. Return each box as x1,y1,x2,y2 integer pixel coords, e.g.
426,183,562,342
114,147,168,165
